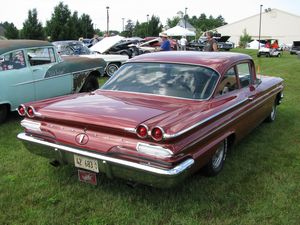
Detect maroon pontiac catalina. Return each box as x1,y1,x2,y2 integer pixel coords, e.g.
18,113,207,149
17,51,284,188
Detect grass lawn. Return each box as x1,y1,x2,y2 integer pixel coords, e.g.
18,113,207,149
1,49,300,225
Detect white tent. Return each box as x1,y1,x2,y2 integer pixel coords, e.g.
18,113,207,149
161,26,196,37
246,40,265,49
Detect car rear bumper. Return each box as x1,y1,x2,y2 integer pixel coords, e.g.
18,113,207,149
17,132,194,188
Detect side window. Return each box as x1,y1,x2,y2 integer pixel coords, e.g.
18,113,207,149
48,48,56,63
27,47,55,66
216,67,238,96
0,50,26,71
237,63,251,88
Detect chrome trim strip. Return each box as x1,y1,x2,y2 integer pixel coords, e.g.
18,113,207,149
13,67,102,86
184,89,282,148
100,89,206,102
164,98,249,139
17,133,194,176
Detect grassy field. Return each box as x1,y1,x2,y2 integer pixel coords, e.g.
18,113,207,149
1,49,300,225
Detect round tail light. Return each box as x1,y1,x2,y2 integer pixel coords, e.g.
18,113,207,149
151,127,164,141
17,105,26,116
27,106,35,118
136,124,148,138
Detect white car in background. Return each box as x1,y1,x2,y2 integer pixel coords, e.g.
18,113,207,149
53,39,128,77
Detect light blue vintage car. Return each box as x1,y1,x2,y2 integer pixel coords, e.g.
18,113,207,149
0,40,106,123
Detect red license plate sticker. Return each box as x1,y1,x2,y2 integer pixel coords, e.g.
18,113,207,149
78,169,97,185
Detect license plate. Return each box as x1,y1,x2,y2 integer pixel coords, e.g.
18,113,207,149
78,169,97,185
74,154,99,173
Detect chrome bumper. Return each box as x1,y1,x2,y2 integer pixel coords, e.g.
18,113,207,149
17,132,194,188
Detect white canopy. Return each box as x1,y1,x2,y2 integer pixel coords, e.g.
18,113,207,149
161,26,196,37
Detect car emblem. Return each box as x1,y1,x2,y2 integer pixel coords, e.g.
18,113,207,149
75,133,89,145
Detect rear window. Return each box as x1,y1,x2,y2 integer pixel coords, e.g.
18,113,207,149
102,62,220,100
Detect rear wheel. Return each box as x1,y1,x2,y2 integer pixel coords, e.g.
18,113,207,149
80,75,99,92
106,63,119,77
265,100,277,122
0,104,8,124
204,139,228,176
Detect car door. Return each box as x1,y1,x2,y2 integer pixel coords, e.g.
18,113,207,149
26,46,73,101
0,50,35,110
235,62,268,131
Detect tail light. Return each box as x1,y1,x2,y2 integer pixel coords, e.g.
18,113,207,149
17,105,26,116
27,106,35,118
136,124,148,138
151,127,164,141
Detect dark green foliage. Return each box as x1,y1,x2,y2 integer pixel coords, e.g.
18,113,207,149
167,13,227,37
45,2,72,41
45,2,95,41
1,22,19,39
123,19,135,37
166,17,180,28
78,13,95,39
133,15,162,37
239,29,252,48
20,9,44,40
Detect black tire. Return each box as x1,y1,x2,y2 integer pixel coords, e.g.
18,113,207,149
0,104,8,124
80,75,99,92
257,54,261,57
266,53,270,57
106,63,119,77
265,100,277,122
277,53,281,58
204,139,228,176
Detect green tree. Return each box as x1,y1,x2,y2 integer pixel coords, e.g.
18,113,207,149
131,15,162,37
45,2,72,41
20,8,44,40
147,15,163,36
123,19,135,37
239,29,252,48
133,21,147,37
166,16,180,28
1,22,19,39
78,13,94,38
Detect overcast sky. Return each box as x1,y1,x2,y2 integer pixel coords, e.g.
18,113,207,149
1,0,299,31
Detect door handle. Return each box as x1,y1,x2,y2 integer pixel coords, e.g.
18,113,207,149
248,96,255,101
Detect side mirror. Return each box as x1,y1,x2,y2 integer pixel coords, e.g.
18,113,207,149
256,78,262,86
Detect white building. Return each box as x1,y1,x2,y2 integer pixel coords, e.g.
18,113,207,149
215,8,300,46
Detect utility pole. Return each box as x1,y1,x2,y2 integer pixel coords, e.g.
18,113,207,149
106,6,110,36
258,4,263,50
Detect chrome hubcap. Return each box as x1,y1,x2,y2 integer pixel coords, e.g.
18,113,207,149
212,142,225,169
271,104,276,120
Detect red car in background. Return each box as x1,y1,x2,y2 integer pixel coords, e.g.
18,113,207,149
18,52,283,188
143,37,178,50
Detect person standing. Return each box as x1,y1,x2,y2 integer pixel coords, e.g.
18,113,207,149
203,31,218,52
159,33,171,51
179,36,187,51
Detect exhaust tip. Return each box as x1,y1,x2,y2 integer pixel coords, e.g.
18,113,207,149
49,160,61,167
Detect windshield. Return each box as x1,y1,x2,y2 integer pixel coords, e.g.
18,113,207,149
102,62,219,100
